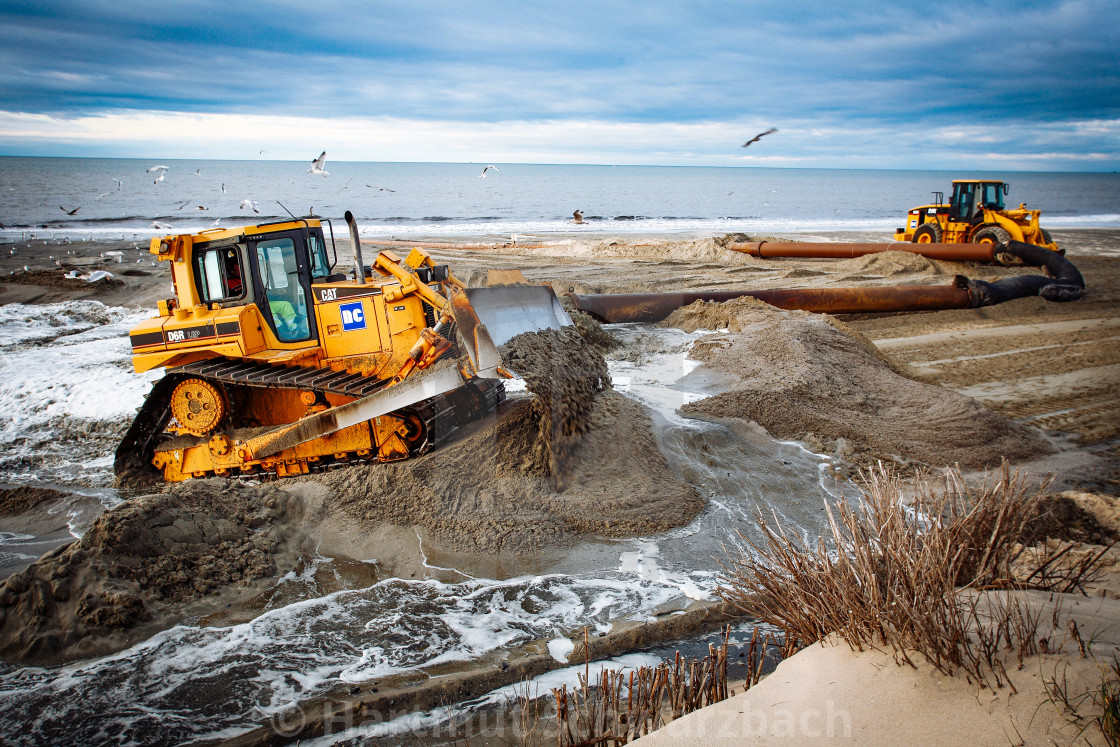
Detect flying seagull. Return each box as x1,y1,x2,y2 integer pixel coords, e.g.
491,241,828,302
741,128,778,148
146,165,169,173
366,185,395,192
479,165,499,178
240,199,260,214
153,171,166,183
112,178,123,190
308,151,329,176
192,169,201,176
571,209,584,224
60,205,80,215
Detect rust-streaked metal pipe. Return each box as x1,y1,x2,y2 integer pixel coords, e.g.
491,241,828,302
569,280,976,324
727,241,998,263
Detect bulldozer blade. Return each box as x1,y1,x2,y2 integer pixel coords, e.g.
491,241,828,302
242,360,468,461
460,285,573,347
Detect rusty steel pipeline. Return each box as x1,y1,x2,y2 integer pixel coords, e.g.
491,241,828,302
569,280,976,324
726,241,998,263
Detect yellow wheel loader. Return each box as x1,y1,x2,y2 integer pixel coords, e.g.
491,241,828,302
893,180,1059,252
115,212,572,483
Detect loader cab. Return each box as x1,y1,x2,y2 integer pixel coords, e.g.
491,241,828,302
949,180,1008,223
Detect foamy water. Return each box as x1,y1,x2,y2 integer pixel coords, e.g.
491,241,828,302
0,308,852,744
0,302,162,489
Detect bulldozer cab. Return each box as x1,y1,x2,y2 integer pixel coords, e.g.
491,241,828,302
949,180,1008,223
191,223,334,344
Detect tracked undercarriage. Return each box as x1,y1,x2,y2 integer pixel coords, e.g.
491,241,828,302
115,365,505,482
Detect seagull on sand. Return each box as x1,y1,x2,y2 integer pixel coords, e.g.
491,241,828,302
479,165,499,178
571,209,584,224
308,151,329,176
60,206,80,215
741,128,778,148
146,165,169,173
240,199,260,214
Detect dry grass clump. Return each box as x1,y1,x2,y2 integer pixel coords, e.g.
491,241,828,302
718,463,1106,689
509,627,787,746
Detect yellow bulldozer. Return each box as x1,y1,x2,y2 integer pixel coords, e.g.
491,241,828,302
893,179,1059,251
115,212,571,483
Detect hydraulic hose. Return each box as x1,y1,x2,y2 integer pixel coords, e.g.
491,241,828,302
967,240,1084,305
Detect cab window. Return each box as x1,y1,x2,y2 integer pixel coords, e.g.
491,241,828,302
255,237,311,342
194,246,244,303
308,233,330,279
980,183,1005,210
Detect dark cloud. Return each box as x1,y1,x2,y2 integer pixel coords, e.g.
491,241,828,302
0,0,1116,164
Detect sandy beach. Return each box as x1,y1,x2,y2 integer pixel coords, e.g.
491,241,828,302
1,226,1119,742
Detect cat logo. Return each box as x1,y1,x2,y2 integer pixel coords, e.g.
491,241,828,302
319,288,338,302
340,301,366,331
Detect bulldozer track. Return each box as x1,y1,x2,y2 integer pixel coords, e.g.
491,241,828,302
115,360,504,483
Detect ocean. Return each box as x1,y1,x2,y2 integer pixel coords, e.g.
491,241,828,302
1,157,1118,239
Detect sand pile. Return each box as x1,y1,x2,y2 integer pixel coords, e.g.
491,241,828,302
0,480,303,664
667,297,1053,470
319,390,702,554
316,328,700,553
832,249,962,277
492,236,760,267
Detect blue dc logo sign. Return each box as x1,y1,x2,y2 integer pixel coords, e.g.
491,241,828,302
339,301,366,331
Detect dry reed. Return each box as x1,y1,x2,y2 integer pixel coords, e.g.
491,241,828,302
717,462,1106,689
507,626,785,746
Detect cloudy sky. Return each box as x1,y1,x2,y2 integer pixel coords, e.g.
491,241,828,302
1,1,1117,170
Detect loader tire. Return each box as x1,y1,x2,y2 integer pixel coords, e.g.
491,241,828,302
973,226,1011,245
912,224,941,244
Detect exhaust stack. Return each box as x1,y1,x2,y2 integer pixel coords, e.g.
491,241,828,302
344,210,365,285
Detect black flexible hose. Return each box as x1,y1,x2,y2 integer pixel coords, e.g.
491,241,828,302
967,240,1084,306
